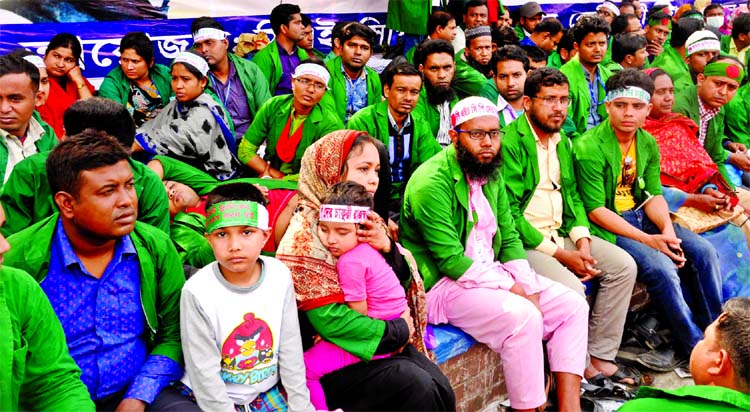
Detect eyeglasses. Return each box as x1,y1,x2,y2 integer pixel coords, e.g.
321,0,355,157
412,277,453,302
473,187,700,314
532,96,570,107
454,129,503,141
295,77,326,91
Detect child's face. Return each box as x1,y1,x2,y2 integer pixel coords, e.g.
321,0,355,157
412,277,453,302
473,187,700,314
317,220,359,257
206,225,270,275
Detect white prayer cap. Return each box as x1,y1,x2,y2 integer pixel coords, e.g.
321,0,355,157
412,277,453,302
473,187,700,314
685,30,720,57
450,96,499,128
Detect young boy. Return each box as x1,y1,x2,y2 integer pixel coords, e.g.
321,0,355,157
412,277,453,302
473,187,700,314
179,182,316,412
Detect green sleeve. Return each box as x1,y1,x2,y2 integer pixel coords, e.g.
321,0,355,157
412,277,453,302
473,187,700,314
501,138,545,249
306,303,385,361
170,213,215,268
345,110,371,133
413,124,441,169
453,60,488,98
247,61,272,114
0,155,53,237
478,78,499,102
642,135,664,198
98,74,126,105
573,139,608,213
251,47,275,89
494,174,529,262
149,231,186,363
725,87,750,146
237,139,260,167
133,162,171,234
155,155,218,196
240,98,275,162
9,268,95,411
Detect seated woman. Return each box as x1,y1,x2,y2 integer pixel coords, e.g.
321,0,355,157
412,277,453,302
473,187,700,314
37,33,95,139
275,130,455,411
238,60,343,181
99,32,173,127
643,68,750,299
134,51,242,181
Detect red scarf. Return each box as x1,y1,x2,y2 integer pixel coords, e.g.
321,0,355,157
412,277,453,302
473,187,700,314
276,114,305,163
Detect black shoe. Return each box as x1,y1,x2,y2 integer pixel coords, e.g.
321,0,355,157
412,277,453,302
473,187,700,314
636,348,681,372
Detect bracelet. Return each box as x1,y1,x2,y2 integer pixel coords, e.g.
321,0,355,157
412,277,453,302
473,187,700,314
76,83,86,90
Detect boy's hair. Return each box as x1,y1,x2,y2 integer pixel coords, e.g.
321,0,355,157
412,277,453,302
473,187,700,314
605,68,655,95
732,13,750,40
120,32,155,63
0,54,40,91
205,182,267,211
492,45,530,73
340,22,377,48
671,17,705,48
414,39,455,67
381,60,422,88
63,97,136,147
525,67,569,98
428,11,455,35
716,298,750,390
611,14,638,36
534,18,564,36
46,129,130,198
557,28,575,53
270,3,302,35
612,33,648,64
520,45,548,64
45,33,82,63
190,16,225,34
572,15,611,45
492,26,521,48
321,181,374,209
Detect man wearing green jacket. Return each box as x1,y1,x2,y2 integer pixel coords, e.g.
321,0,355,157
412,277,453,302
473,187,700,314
347,62,442,218
619,298,750,412
191,17,272,137
324,22,381,123
0,205,95,412
725,80,750,147
0,54,57,189
414,40,460,146
252,3,308,96
651,17,703,92
560,15,613,139
454,25,493,98
502,68,637,384
405,11,457,64
4,131,194,411
479,45,529,128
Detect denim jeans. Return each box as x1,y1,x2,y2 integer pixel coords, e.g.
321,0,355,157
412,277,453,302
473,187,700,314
616,209,723,355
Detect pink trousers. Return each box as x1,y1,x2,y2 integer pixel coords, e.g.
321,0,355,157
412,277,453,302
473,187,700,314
427,274,588,410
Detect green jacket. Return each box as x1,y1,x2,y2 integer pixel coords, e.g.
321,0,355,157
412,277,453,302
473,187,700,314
618,385,750,412
672,84,731,183
501,115,590,249
324,56,382,122
252,40,309,94
573,120,663,243
0,116,57,188
387,0,431,34
240,94,344,175
413,88,459,138
560,59,612,139
5,216,185,367
226,53,272,122
400,144,527,290
725,84,750,146
0,266,94,412
170,212,215,268
651,46,692,91
98,63,173,107
547,50,564,69
478,78,499,106
0,154,169,236
347,100,442,198
454,57,489,98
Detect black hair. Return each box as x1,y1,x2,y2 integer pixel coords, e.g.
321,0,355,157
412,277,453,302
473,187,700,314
190,16,225,33
464,0,488,15
704,4,724,16
534,18,564,35
446,0,465,21
381,60,422,88
521,45,548,63
605,68,655,95
270,3,302,35
492,45,530,72
0,54,40,91
732,13,750,40
492,26,521,48
331,21,355,44
44,33,82,63
572,15,611,45
340,22,377,47
119,32,155,64
671,17,705,47
646,67,670,82
525,67,569,98
715,298,750,391
63,97,136,147
413,39,454,67
321,181,374,209
557,28,575,52
171,49,207,80
205,182,267,211
611,13,638,36
612,33,648,64
646,11,671,25
46,129,130,198
428,11,455,35
301,13,312,27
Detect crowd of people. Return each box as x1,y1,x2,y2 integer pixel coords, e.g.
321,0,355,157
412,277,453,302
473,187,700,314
3,0,750,411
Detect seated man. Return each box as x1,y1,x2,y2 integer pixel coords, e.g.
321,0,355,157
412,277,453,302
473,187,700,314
252,3,308,95
454,25,494,98
0,202,95,412
479,45,529,127
347,61,441,219
413,39,460,146
400,96,588,412
451,0,489,55
520,17,563,55
677,30,722,90
596,1,620,25
520,44,548,70
604,33,648,72
619,297,750,411
726,13,750,64
651,17,704,90
299,14,326,60
4,131,195,411
725,66,750,148
405,11,457,64
502,67,638,384
574,69,723,360
514,1,545,41
0,97,169,236
644,10,671,63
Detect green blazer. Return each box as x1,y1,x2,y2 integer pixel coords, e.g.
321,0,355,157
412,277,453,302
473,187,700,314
400,144,527,290
5,215,185,366
725,84,750,146
99,63,173,107
0,116,57,188
324,56,382,122
501,116,590,250
672,84,731,183
413,87,459,138
573,120,663,243
560,59,612,139
252,40,309,93
454,57,488,98
651,46,692,91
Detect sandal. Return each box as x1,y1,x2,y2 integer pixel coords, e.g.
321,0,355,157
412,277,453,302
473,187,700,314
609,364,642,387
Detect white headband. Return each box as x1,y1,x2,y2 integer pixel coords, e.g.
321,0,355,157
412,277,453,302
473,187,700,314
23,54,46,69
318,204,370,223
292,63,330,87
451,96,499,128
193,27,230,43
687,39,721,56
173,52,209,76
605,86,651,104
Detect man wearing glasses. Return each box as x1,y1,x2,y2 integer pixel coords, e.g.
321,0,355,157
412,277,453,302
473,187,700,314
502,68,638,386
400,96,589,412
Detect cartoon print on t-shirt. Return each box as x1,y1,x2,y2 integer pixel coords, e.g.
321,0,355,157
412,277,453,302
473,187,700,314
221,313,275,371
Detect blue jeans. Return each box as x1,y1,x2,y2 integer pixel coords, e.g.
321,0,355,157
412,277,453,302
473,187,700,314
616,209,723,355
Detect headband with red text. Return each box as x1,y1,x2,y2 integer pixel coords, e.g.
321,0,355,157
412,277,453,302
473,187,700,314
318,204,370,223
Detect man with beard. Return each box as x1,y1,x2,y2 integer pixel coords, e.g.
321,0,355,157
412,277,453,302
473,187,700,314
4,130,194,412
575,69,723,363
400,96,588,412
324,22,381,122
502,68,638,386
414,39,460,146
191,17,271,137
479,45,529,128
561,15,613,138
455,25,494,98
252,3,308,95
347,62,441,219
